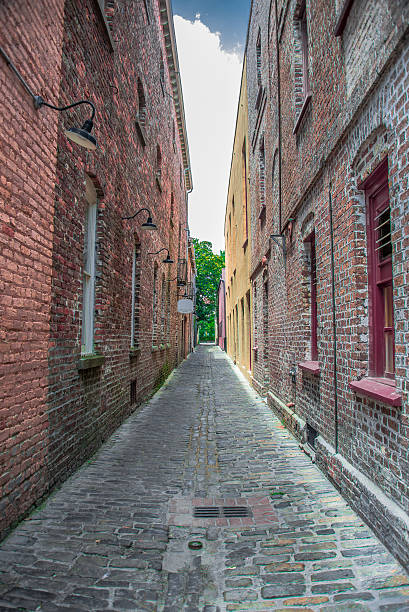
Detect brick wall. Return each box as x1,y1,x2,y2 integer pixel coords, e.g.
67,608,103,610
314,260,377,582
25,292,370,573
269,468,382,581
0,0,193,537
0,0,65,537
245,0,409,568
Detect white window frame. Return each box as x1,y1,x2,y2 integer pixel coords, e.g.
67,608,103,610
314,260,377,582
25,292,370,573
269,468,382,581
82,176,97,355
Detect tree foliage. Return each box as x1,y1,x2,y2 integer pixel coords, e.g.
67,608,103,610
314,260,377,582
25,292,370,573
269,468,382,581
191,239,225,342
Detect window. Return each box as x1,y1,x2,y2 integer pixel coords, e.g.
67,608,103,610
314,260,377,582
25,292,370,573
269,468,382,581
299,2,309,99
137,79,147,127
172,122,176,152
363,159,394,378
293,0,312,133
166,280,171,343
256,30,262,87
333,0,355,36
259,139,266,210
131,240,141,348
136,78,147,146
97,0,114,35
160,55,165,94
82,176,98,355
156,145,162,191
306,232,318,360
152,264,159,347
170,192,174,226
242,139,248,242
156,145,162,178
130,380,137,405
160,274,166,343
143,0,151,24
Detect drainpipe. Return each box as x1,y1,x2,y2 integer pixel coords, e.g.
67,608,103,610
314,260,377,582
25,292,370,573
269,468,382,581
328,184,339,453
274,0,282,233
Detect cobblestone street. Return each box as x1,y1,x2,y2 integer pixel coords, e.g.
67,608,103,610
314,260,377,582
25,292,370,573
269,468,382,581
0,345,408,611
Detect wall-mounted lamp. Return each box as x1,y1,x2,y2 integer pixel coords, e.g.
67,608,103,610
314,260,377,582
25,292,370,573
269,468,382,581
122,207,157,230
0,45,97,150
148,248,174,264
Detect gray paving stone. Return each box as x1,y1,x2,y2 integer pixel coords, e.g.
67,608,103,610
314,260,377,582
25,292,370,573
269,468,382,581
0,345,407,610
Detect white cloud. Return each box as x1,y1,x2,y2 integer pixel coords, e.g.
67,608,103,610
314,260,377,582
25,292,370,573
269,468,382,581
174,15,243,254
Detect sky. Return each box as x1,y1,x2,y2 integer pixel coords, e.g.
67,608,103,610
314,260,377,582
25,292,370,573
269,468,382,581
173,2,250,254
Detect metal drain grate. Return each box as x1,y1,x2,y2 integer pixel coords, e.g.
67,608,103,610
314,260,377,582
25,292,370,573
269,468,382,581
194,506,251,518
194,507,220,518
222,506,250,517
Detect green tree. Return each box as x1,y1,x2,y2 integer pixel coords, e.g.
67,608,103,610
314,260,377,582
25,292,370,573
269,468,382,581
191,239,225,343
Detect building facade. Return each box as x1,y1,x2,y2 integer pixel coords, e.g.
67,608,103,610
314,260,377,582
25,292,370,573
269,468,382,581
246,0,409,568
225,60,253,381
0,0,193,538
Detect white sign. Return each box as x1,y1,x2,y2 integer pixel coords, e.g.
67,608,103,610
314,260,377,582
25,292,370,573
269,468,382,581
177,299,194,314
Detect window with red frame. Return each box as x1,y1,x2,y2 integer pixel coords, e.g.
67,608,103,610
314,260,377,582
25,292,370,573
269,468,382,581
362,159,394,378
306,232,318,360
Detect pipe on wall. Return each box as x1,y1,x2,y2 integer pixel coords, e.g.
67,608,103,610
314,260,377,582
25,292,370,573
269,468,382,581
328,183,339,453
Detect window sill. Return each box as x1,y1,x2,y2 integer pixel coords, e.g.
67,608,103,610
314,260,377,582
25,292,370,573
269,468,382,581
293,93,312,135
77,353,105,371
299,360,320,376
349,377,402,407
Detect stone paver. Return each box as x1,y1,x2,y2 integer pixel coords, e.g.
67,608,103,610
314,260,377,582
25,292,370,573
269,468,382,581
0,345,408,611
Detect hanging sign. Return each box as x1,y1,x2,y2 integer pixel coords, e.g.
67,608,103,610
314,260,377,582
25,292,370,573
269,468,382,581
177,298,194,314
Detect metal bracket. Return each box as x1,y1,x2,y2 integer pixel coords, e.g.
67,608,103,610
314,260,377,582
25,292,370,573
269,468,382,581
270,234,286,266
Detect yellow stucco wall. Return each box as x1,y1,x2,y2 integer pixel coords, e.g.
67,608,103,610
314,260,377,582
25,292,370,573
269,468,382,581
224,59,253,381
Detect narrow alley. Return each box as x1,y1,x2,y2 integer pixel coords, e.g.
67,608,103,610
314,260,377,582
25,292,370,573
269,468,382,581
0,345,408,611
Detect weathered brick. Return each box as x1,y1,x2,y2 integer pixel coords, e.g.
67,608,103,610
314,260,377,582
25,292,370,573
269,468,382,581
0,0,194,538
244,0,409,572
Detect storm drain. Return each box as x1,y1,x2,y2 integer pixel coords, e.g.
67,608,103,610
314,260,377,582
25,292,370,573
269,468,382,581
194,506,251,518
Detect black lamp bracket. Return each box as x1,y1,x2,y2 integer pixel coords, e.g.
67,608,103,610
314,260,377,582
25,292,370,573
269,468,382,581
122,207,152,221
270,234,286,266
33,97,96,120
0,45,95,120
148,248,170,257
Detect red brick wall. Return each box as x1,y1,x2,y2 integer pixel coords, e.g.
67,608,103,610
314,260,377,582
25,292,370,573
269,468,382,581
0,0,192,537
246,0,409,567
0,0,65,536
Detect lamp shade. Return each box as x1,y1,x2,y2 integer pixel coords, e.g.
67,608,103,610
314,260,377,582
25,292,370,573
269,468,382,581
141,216,157,230
65,119,97,150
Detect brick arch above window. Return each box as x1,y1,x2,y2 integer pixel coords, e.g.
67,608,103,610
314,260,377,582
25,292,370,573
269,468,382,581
350,124,389,182
300,211,314,240
85,171,104,201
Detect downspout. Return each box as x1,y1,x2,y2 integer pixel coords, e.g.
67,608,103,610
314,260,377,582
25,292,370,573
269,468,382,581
328,184,339,453
274,0,282,233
